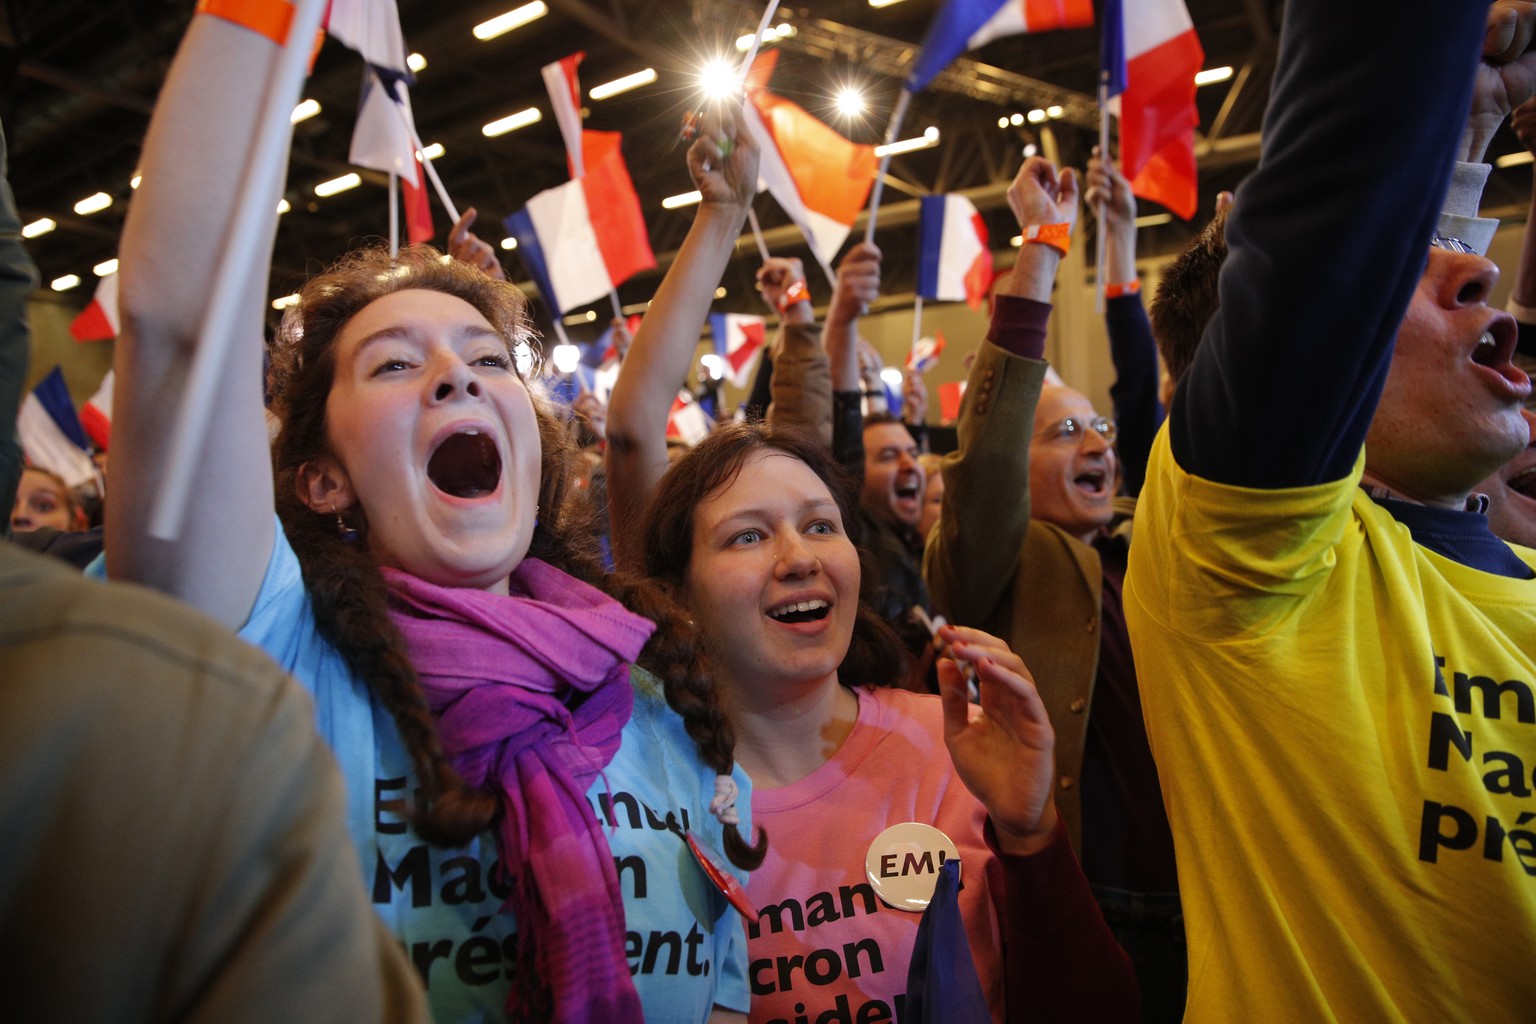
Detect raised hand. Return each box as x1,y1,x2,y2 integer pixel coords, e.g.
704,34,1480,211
686,100,759,209
935,624,1059,855
1463,1,1536,161
828,242,882,326
446,207,506,280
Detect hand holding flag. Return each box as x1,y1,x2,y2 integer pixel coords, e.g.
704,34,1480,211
446,208,506,280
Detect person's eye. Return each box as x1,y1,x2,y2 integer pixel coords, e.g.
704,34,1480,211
807,520,836,536
474,352,511,370
729,529,763,546
371,358,411,376
34,498,57,513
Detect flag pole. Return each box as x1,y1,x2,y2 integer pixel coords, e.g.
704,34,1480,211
863,87,912,245
148,0,328,541
609,290,625,322
736,0,782,87
745,205,773,264
404,117,460,224
911,293,924,352
1095,77,1109,315
388,169,400,257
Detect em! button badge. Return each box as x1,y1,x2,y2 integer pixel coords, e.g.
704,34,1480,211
864,822,959,912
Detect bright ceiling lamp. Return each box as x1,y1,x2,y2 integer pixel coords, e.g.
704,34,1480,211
1195,66,1234,86
93,258,119,276
51,274,81,291
474,2,547,41
74,192,112,215
662,190,702,210
874,126,939,157
291,99,321,123
590,68,657,101
314,173,361,197
483,107,542,137
22,217,56,239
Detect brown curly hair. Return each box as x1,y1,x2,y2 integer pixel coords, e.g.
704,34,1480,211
639,422,911,691
267,244,763,870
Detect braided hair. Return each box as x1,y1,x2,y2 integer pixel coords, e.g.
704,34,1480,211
268,244,763,869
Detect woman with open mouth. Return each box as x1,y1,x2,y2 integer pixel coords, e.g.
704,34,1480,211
103,11,763,1024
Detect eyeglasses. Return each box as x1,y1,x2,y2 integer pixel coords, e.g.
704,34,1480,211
1046,415,1117,446
1430,235,1480,255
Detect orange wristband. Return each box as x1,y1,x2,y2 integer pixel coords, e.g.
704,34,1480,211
196,0,294,45
777,279,809,314
1104,279,1141,299
1022,222,1071,256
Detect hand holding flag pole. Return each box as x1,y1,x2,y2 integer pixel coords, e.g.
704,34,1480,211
149,0,328,541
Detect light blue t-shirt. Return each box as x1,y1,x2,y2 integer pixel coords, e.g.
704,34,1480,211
204,524,751,1022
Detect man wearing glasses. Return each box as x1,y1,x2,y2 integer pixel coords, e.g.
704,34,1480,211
925,153,1184,1021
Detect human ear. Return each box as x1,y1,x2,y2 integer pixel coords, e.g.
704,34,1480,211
295,456,357,514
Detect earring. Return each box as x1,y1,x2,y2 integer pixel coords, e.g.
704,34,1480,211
331,505,360,545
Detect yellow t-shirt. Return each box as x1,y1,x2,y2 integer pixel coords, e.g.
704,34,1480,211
1125,427,1536,1023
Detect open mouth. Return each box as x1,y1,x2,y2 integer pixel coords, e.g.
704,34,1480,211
427,429,502,499
767,599,831,624
1509,464,1536,499
1074,468,1108,495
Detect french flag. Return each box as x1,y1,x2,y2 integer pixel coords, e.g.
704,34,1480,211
1102,0,1203,219
17,367,96,488
69,271,120,342
908,0,1094,92
504,131,655,315
325,0,411,77
666,390,711,446
908,331,947,374
80,369,113,452
708,313,767,389
542,53,586,179
916,194,992,310
349,67,433,243
745,51,876,277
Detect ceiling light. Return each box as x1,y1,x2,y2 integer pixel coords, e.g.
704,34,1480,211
1496,151,1535,168
291,98,321,123
473,2,547,41
483,107,542,137
774,23,795,37
93,258,118,276
1010,113,1024,126
22,217,56,239
868,0,905,7
1010,234,1023,247
1194,66,1234,86
1135,213,1173,228
74,192,112,216
407,52,427,73
130,173,142,189
835,86,866,118
276,198,291,214
500,237,519,250
272,293,301,310
417,142,445,161
51,274,81,291
1022,143,1038,157
997,116,1009,129
880,367,903,388
314,173,361,197
874,126,939,157
551,343,582,374
698,59,736,100
663,190,703,209
700,354,724,380
1027,108,1047,124
714,286,727,299
1046,105,1064,119
590,68,657,101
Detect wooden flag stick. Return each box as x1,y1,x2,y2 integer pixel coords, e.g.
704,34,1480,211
149,0,328,540
1095,77,1110,315
388,169,400,258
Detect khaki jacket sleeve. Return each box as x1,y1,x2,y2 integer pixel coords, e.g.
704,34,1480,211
765,321,832,447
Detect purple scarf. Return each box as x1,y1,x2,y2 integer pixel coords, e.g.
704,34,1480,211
380,559,655,1023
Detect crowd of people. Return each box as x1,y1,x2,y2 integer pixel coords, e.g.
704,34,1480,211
4,0,1535,1021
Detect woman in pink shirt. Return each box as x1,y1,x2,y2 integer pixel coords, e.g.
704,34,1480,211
634,424,1136,1024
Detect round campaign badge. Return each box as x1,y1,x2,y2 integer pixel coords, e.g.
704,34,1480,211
864,822,960,912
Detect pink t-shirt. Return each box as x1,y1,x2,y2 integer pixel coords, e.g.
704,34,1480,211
746,686,1006,1024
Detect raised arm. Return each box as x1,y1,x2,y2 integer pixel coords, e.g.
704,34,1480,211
1086,152,1159,496
925,158,1076,628
605,104,757,572
758,256,833,445
107,12,299,628
823,243,881,477
1171,0,1519,488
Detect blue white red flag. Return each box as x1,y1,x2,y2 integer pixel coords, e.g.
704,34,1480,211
18,367,96,487
1102,0,1203,219
908,331,947,374
505,132,655,315
349,67,433,242
666,391,711,446
916,194,992,309
325,0,410,77
542,53,586,179
907,0,1094,92
708,313,768,389
69,271,119,341
81,369,114,452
